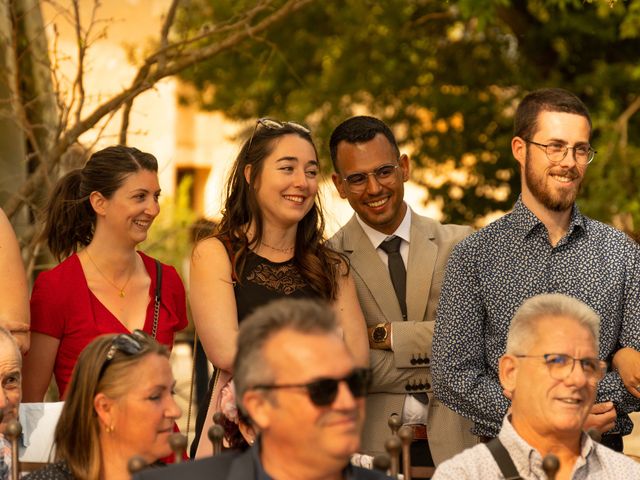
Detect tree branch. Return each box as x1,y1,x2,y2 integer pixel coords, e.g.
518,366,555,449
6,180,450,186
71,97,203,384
4,0,315,220
71,0,85,125
158,0,180,70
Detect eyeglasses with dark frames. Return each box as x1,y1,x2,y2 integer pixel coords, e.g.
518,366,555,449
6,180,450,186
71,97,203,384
252,368,372,407
342,163,401,193
515,353,607,384
525,140,596,165
246,118,311,157
98,330,151,380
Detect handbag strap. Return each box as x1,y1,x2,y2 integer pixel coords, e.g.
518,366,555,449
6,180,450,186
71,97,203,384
152,259,162,339
486,437,523,480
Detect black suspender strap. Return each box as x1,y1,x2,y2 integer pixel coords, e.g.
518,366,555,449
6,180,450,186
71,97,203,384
486,437,523,480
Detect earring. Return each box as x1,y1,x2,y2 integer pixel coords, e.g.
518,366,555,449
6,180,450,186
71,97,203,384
106,424,114,434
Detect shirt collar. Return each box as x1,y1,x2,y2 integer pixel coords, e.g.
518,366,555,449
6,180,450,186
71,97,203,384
355,203,412,248
510,196,587,240
499,415,596,477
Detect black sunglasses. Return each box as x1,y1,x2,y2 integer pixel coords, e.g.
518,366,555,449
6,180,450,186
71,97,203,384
252,368,372,407
98,330,150,380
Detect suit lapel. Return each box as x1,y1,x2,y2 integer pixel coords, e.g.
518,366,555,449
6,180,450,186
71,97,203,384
406,212,437,323
341,216,404,323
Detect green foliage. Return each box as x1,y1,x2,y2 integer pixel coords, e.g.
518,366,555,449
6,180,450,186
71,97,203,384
141,177,197,274
176,0,640,232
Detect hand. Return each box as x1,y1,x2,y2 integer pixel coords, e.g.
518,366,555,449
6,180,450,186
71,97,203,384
612,347,640,398
583,401,616,434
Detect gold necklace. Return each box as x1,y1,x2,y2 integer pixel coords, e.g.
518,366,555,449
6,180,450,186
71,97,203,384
84,249,134,297
260,240,295,253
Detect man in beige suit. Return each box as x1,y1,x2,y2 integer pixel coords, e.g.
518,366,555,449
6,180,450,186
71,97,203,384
328,116,475,477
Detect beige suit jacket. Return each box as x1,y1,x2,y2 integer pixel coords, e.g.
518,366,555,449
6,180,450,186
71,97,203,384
329,211,476,465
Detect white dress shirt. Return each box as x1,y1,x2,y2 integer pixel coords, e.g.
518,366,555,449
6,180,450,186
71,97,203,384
356,205,428,425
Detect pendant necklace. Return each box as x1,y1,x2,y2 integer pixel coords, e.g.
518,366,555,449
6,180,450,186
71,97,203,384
85,249,134,297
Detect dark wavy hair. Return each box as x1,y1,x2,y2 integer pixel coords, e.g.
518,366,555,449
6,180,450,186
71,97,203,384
41,145,158,261
212,121,346,300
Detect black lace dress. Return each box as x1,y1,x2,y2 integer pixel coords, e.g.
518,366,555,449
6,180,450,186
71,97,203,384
191,249,322,454
234,250,320,318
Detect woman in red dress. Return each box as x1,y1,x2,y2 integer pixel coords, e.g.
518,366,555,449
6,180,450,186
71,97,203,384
23,146,187,401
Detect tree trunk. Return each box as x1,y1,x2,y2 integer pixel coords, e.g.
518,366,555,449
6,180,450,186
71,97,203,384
12,0,59,215
0,0,27,231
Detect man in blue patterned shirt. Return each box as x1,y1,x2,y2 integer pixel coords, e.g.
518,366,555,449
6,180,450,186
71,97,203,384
432,88,640,452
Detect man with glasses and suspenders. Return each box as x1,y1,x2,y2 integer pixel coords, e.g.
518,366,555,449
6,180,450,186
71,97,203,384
434,294,640,479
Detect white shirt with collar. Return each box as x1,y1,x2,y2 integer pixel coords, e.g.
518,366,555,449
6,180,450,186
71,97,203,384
356,205,427,425
433,415,640,479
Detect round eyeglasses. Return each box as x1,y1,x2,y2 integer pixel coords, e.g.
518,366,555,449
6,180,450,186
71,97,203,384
515,353,607,385
525,140,596,165
341,163,400,194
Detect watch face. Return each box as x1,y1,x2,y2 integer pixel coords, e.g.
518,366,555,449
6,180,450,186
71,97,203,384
373,326,386,342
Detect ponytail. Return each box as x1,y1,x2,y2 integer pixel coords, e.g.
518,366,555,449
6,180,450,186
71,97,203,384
39,145,159,261
41,169,95,261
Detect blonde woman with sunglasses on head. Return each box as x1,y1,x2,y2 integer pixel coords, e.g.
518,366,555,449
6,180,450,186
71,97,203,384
25,331,181,480
190,119,369,457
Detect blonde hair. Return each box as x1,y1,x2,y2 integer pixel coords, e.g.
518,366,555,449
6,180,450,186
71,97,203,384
53,332,168,480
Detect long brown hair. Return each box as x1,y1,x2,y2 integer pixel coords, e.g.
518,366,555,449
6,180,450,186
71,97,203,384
41,145,158,261
53,332,169,480
213,120,347,300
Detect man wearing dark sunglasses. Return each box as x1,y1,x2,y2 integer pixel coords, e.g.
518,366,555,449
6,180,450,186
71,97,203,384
328,116,475,477
434,294,640,479
135,298,389,480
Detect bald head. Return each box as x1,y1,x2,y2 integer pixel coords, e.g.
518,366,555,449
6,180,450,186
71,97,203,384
0,326,22,433
0,327,21,365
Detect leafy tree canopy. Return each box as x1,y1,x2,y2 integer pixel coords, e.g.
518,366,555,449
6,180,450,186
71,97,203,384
176,0,640,231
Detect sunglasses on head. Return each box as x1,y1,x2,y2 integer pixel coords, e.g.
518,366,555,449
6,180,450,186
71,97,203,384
252,368,372,407
246,117,311,156
98,330,150,380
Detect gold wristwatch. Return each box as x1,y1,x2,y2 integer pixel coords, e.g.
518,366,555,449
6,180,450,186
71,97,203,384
372,323,388,343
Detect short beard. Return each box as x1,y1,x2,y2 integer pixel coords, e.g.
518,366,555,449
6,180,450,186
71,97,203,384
524,148,581,212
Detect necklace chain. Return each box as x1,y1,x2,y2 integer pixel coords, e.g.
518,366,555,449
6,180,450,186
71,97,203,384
84,249,134,297
260,240,295,253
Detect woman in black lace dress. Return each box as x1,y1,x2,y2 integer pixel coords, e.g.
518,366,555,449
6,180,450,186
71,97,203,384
190,119,369,457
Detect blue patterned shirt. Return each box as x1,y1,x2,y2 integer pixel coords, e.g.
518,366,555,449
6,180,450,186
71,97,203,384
433,416,640,479
432,198,640,437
